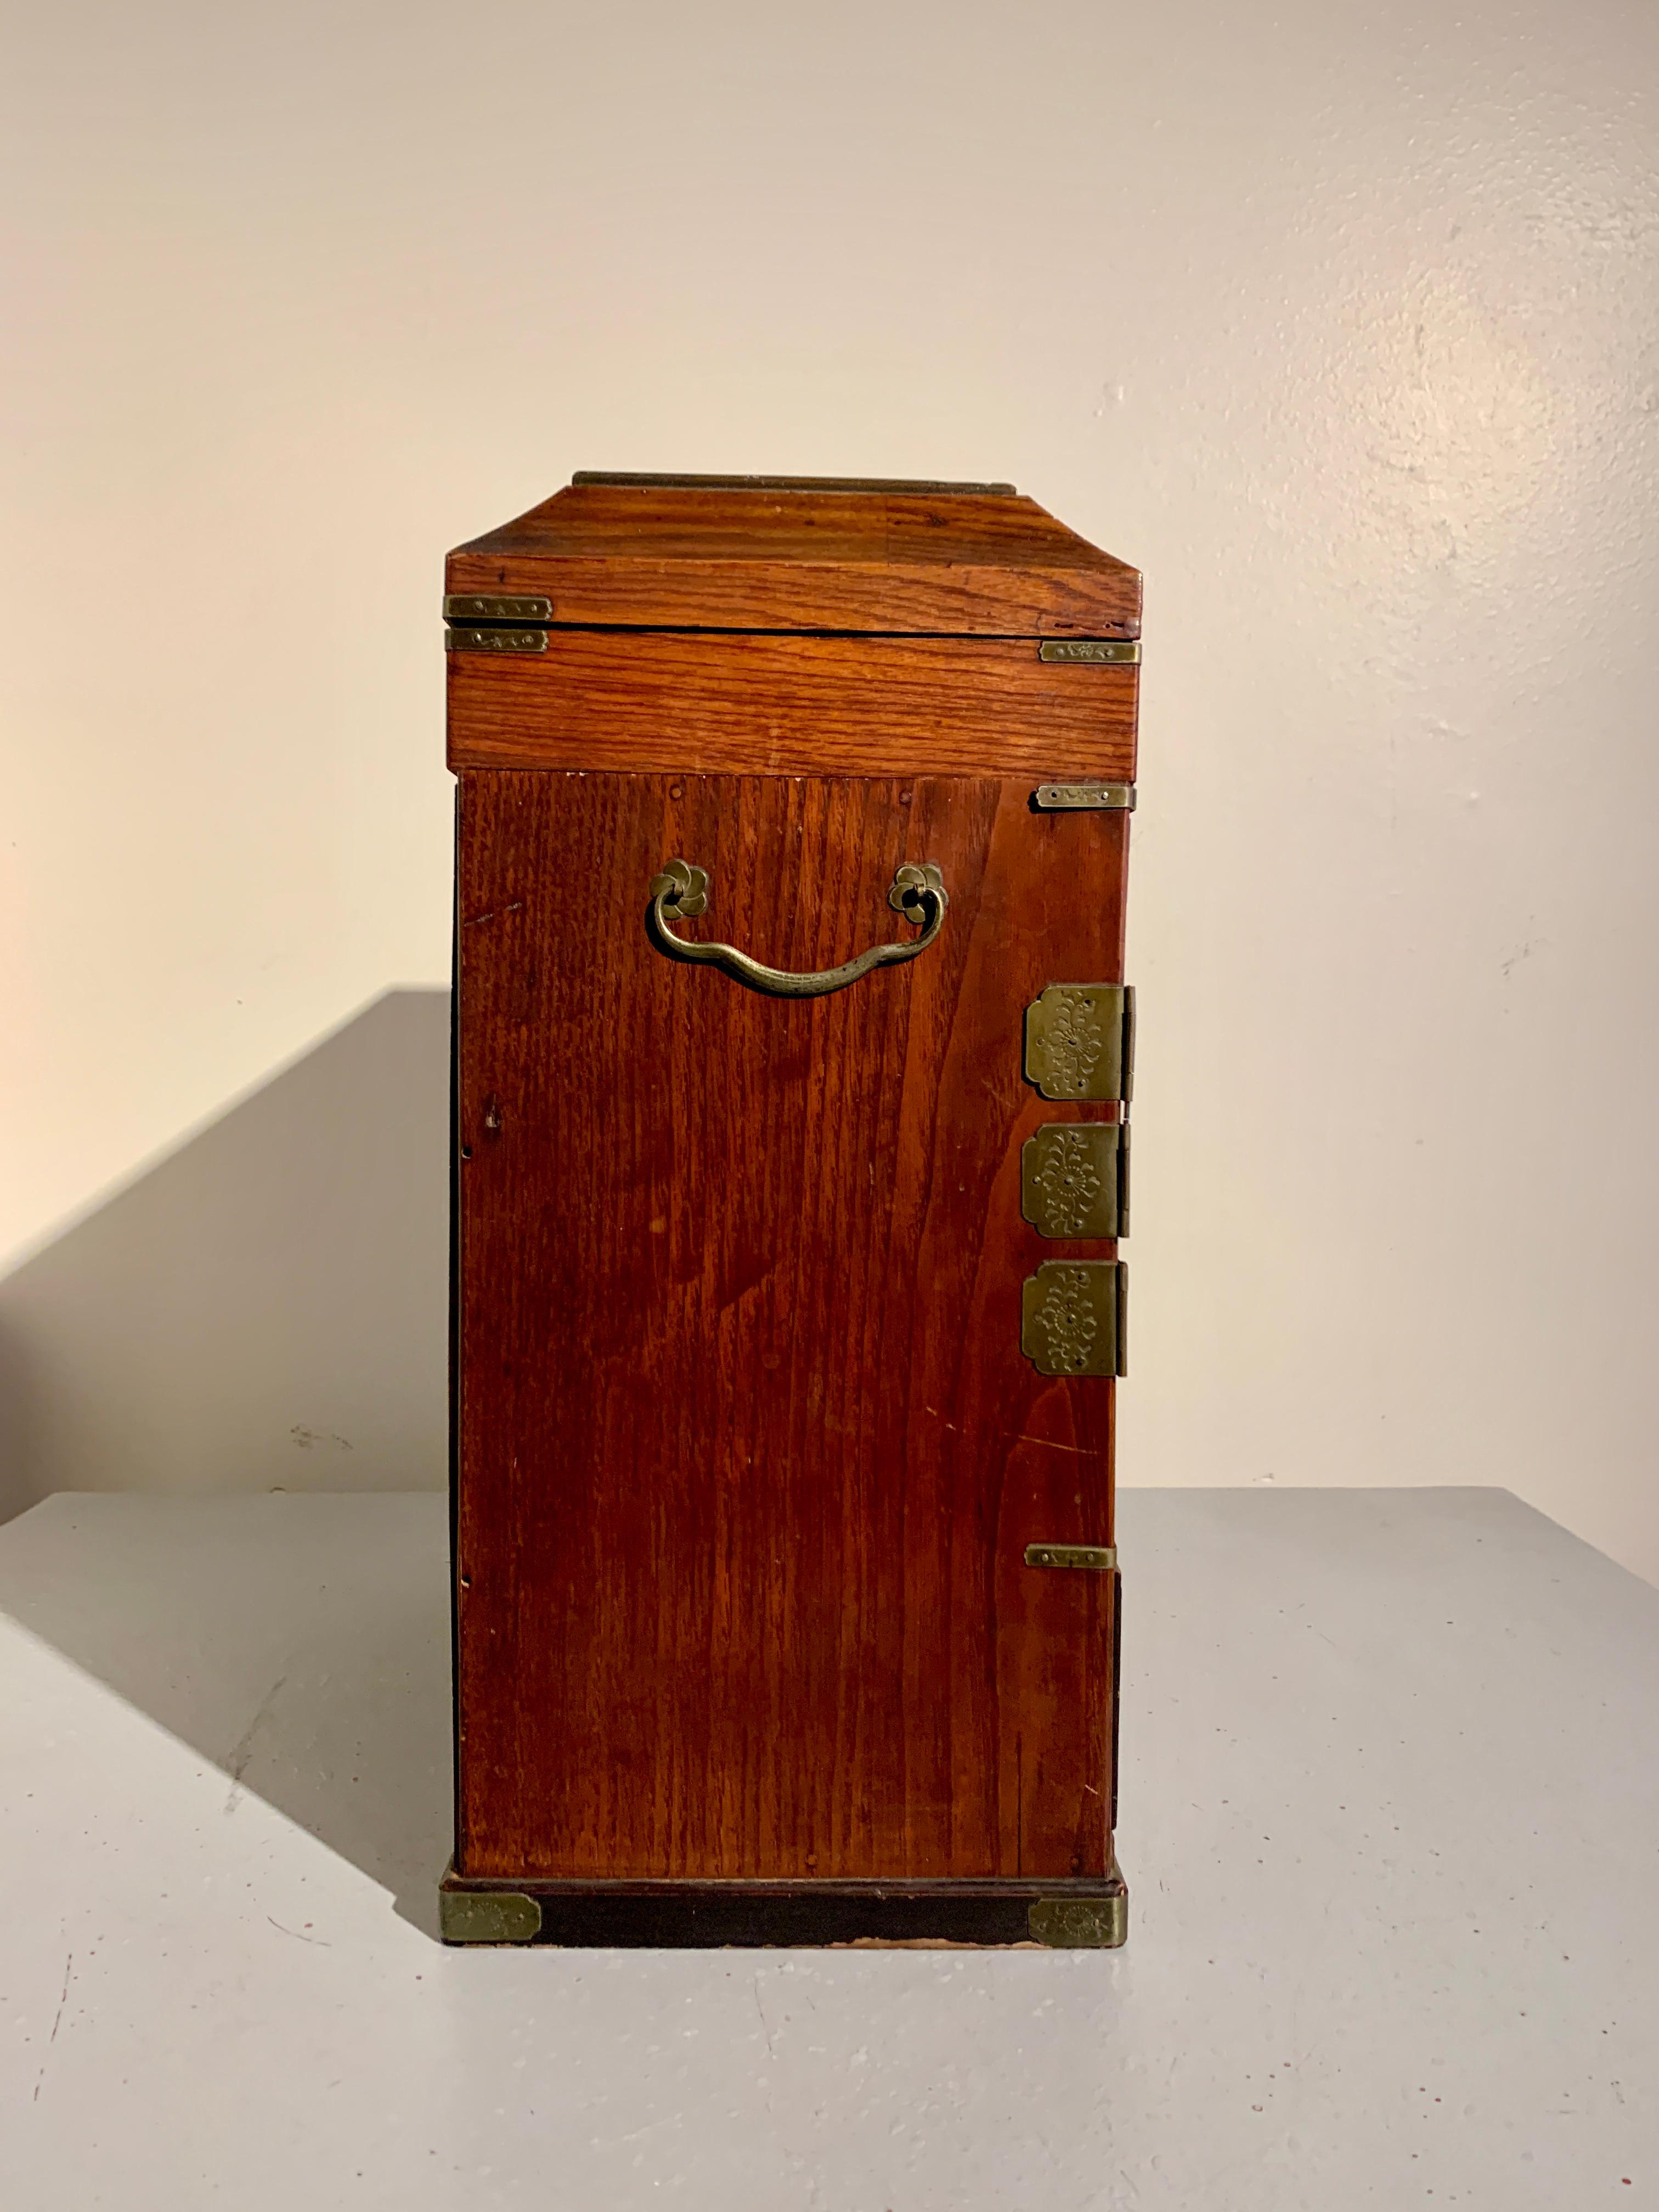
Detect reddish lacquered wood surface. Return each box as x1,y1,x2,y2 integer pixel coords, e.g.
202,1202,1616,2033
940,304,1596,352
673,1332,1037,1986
454,770,1128,1882
447,631,1137,782
445,476,1142,636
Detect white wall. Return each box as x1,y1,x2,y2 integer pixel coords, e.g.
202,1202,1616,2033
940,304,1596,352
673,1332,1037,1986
4,2,1658,1575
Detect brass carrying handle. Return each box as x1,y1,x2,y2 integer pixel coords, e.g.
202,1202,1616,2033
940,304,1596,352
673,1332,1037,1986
647,858,948,998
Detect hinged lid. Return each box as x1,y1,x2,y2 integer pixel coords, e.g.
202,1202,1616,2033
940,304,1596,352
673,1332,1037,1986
445,472,1140,637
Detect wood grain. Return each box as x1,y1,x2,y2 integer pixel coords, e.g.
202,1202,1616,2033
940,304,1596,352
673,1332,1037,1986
445,479,1142,636
454,770,1128,1882
448,632,1137,782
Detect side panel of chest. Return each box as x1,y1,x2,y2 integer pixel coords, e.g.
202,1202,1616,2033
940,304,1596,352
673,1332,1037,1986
453,769,1127,1883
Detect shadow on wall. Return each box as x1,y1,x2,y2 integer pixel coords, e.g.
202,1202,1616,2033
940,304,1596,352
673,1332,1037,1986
0,989,450,1525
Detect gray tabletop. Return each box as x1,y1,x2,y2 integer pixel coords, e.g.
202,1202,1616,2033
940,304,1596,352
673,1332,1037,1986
1,1487,1654,2209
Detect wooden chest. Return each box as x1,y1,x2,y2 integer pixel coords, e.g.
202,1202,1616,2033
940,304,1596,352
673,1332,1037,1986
439,473,1141,1948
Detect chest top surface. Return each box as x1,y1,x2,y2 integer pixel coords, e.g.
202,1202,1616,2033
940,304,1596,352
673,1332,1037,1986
445,472,1141,637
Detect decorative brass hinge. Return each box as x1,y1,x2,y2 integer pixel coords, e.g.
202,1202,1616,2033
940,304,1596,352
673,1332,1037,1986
1020,1122,1128,1240
444,595,551,624
443,594,552,654
1020,1259,1127,1378
1024,984,1135,1104
445,627,548,654
1038,639,1140,664
1034,782,1136,811
1022,1256,1141,1371
1024,1543,1116,1571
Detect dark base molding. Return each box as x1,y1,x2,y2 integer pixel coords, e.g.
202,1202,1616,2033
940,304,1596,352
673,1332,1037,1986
438,1864,1128,1950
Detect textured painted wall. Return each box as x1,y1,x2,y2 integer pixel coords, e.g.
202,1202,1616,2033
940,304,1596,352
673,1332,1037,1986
3,2,1657,1572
